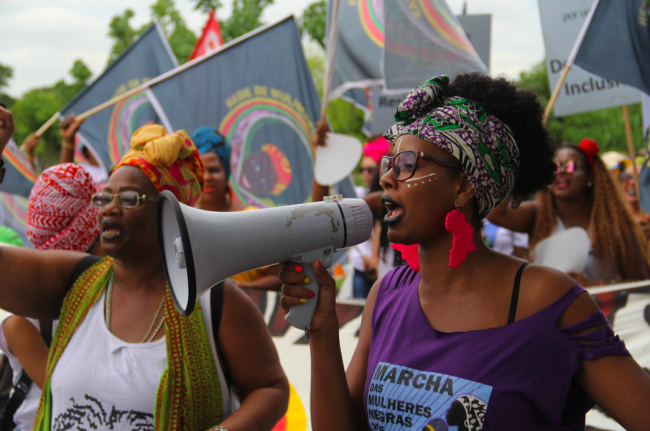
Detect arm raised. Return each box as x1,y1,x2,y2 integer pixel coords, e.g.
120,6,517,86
487,197,539,235
0,246,86,319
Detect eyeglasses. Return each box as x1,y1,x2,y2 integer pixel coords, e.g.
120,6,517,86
91,191,157,208
380,150,462,181
555,160,585,175
359,167,376,174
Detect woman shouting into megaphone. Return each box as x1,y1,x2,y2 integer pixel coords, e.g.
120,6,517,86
0,125,288,431
279,74,650,431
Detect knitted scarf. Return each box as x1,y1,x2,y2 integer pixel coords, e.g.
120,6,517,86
34,257,224,430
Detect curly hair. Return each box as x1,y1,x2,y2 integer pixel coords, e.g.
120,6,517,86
531,143,650,278
444,73,557,205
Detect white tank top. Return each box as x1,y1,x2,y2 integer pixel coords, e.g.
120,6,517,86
50,289,236,431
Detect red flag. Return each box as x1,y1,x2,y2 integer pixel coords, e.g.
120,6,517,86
189,10,224,60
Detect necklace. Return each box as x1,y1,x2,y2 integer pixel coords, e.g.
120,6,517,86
104,271,166,343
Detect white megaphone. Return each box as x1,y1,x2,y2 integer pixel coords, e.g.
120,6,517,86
157,191,373,330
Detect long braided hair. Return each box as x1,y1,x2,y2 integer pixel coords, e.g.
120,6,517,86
531,143,650,279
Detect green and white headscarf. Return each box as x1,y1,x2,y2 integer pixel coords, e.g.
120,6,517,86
385,76,520,219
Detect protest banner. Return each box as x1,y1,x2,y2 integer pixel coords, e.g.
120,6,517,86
356,13,491,136
329,0,486,100
148,17,320,208
574,0,650,96
538,0,641,118
382,0,486,92
60,23,177,173
0,139,37,197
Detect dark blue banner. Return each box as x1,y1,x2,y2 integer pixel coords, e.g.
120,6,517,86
149,17,321,207
61,23,177,172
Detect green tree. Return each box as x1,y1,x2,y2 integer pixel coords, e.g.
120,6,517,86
108,1,197,65
300,1,327,49
107,9,138,64
218,0,274,43
194,0,222,14
0,63,16,108
517,60,644,154
10,60,93,168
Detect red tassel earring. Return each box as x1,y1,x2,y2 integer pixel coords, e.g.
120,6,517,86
445,204,476,268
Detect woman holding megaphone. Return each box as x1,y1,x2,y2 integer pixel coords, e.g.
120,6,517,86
280,75,650,430
0,125,288,431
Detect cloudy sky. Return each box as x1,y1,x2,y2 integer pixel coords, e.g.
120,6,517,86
0,0,545,98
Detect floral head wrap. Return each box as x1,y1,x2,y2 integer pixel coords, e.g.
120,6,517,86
191,126,231,179
27,163,99,251
115,125,204,207
385,76,520,219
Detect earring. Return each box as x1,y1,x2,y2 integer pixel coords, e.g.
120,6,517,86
587,181,593,187
445,204,476,269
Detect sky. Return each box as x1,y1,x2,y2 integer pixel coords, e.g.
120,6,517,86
0,0,546,98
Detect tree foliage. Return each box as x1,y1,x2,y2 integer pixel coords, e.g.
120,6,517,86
300,0,327,49
194,0,222,14
218,0,274,43
10,60,93,168
0,63,16,108
517,60,644,154
108,0,197,65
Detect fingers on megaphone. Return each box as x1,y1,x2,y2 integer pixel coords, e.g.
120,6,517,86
312,260,335,293
280,283,314,310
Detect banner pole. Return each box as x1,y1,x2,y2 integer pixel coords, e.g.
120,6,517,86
622,104,644,215
542,0,601,125
320,0,342,125
542,65,570,125
34,112,61,137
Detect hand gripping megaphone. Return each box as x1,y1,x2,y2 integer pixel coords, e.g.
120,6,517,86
157,191,373,330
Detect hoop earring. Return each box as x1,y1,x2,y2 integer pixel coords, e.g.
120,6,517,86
445,203,476,268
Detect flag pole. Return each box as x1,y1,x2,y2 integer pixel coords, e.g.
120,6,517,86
320,0,342,125
622,104,644,214
31,16,294,134
542,0,601,125
35,112,61,137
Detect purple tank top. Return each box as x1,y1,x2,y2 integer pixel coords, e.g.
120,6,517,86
365,266,629,431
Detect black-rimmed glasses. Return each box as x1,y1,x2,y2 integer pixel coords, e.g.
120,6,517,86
91,191,157,208
380,150,462,181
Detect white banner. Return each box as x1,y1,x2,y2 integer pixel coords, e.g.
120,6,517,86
538,0,640,117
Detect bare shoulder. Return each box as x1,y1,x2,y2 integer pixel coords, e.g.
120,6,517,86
516,264,581,320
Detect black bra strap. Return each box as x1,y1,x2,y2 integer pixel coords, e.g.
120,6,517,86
507,263,529,325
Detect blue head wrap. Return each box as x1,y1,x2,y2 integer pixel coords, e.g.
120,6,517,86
191,126,231,179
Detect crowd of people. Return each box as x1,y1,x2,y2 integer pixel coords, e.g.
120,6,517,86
0,70,649,430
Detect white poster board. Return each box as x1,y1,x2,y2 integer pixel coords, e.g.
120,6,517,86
538,0,640,117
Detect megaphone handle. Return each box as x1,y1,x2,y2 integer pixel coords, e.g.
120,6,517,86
285,248,333,331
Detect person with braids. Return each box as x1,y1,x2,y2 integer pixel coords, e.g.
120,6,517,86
489,139,650,287
279,74,650,430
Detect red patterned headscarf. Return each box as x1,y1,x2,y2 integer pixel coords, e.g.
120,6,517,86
27,163,99,251
115,125,204,206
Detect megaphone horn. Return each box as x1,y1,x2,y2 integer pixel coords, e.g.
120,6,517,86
157,191,373,330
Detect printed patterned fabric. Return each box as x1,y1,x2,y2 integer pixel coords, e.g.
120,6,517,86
34,257,224,431
385,76,520,219
116,124,204,207
27,163,99,251
191,126,231,179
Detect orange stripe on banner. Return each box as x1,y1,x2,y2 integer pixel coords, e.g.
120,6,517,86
417,0,476,55
4,147,37,183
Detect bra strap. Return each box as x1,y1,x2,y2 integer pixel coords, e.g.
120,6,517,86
507,263,529,325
